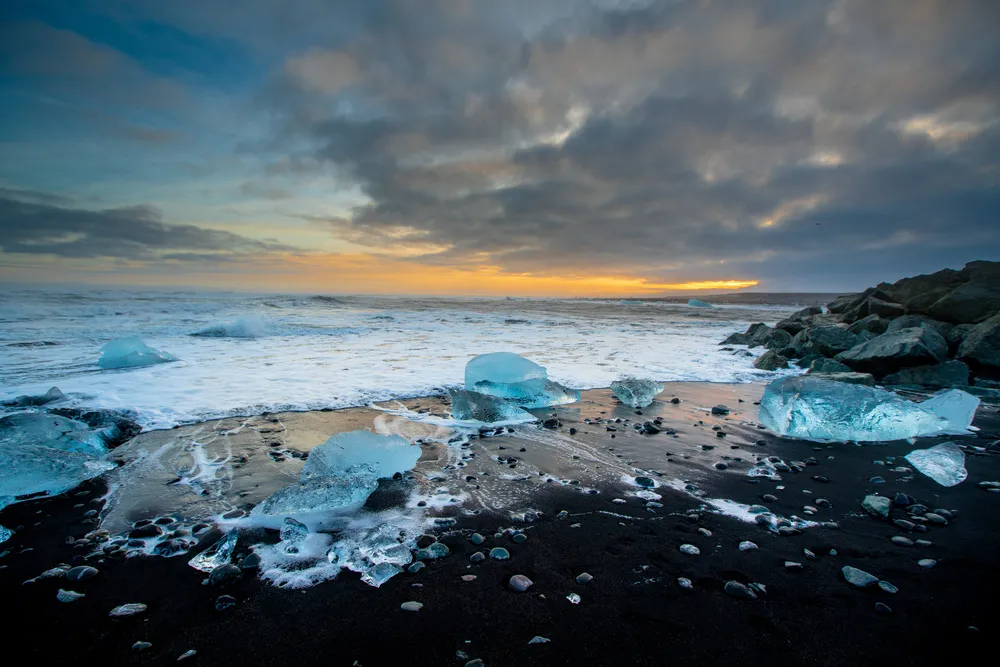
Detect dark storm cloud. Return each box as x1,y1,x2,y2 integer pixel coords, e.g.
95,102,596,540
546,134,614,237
262,0,1000,289
0,191,296,260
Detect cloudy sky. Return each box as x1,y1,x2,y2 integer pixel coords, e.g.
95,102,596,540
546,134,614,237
1,0,997,295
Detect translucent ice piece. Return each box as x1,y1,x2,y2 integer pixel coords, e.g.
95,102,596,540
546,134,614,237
360,562,403,588
252,467,379,519
280,517,309,553
919,390,981,433
0,525,11,543
464,352,579,409
687,298,713,308
757,376,977,443
98,337,178,370
304,430,420,481
447,388,535,424
0,443,114,507
611,377,664,408
188,529,238,573
905,442,967,487
0,413,108,456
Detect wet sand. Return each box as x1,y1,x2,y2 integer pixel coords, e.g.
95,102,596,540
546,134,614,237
2,383,999,666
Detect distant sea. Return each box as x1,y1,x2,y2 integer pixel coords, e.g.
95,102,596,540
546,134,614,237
0,290,832,430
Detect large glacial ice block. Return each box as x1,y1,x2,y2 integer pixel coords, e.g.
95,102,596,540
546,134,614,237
687,298,714,308
98,337,178,370
905,442,967,487
304,430,420,480
611,377,664,408
0,443,114,509
758,376,978,442
447,388,534,424
464,352,579,409
0,413,109,455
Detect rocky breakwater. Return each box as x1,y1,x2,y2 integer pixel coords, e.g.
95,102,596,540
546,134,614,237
721,260,1000,394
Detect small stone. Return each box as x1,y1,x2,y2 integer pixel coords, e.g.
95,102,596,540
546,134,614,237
408,561,426,573
209,563,242,588
177,649,197,661
512,533,528,544
738,541,758,551
469,552,485,564
240,553,261,571
915,539,933,547
924,513,948,525
677,577,693,590
566,593,581,604
893,519,915,532
679,544,700,556
465,660,485,667
878,580,898,594
842,566,878,588
575,572,593,585
132,642,152,651
875,602,893,615
634,476,655,488
509,574,533,592
470,533,485,545
461,575,477,582
803,549,816,560
697,528,712,538
891,536,914,547
918,559,937,568
528,636,550,644
400,601,423,612
109,603,147,617
785,561,803,570
415,534,436,548
56,589,85,603
489,547,510,560
714,462,729,469
762,494,777,503
723,581,757,600
215,595,236,611
65,566,99,582
711,405,730,415
862,495,891,519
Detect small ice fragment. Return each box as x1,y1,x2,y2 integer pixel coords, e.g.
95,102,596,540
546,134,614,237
280,518,309,553
252,468,379,518
528,636,551,644
361,562,403,588
758,376,978,443
56,589,85,603
566,593,581,604
188,529,238,573
98,337,177,370
447,388,534,424
688,298,714,308
904,443,967,487
464,352,579,408
109,603,147,617
611,377,665,408
0,525,11,544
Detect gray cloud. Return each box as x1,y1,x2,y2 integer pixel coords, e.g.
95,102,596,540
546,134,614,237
0,190,297,261
258,0,1000,290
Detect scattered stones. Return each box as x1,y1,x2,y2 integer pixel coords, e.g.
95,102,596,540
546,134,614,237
56,589,85,603
842,566,879,588
679,544,700,556
723,581,758,600
400,601,423,612
576,572,593,585
508,574,534,592
109,603,147,617
489,547,510,560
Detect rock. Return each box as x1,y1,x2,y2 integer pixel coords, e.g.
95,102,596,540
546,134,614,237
894,519,915,531
925,512,948,525
918,559,937,568
214,595,236,611
415,534,436,549
177,649,197,661
836,327,948,377
576,572,593,584
528,636,551,645
132,642,152,651
883,360,970,387
862,495,891,518
408,562,426,573
209,564,242,588
469,551,485,564
785,561,803,570
634,476,655,488
239,553,261,571
842,566,879,588
56,589,85,603
109,603,147,617
711,405,730,415
679,544,700,555
65,565,99,582
723,581,758,600
847,314,889,336
803,326,861,357
128,524,163,539
489,547,510,560
461,575,477,582
878,581,898,594
891,536,914,547
808,358,852,374
508,574,533,592
875,602,893,615
470,533,485,545
739,541,758,551
746,323,774,347
721,332,750,345
764,329,794,351
958,312,1000,370
400,601,423,612
754,350,789,371
677,577,693,590
808,371,876,385
542,417,560,429
512,532,527,544
775,307,824,335
465,660,485,667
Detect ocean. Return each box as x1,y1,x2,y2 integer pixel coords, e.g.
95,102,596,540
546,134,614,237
0,289,823,430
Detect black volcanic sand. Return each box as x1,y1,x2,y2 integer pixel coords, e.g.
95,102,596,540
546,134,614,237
2,383,1000,666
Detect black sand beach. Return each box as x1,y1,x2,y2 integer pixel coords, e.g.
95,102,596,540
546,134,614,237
3,383,998,667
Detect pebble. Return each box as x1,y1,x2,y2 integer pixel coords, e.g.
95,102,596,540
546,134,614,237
56,589,85,603
714,462,728,469
738,541,758,551
711,405,730,415
109,603,147,617
132,642,152,651
862,495,891,519
891,536,913,547
465,660,485,667
240,553,261,571
400,601,423,612
875,602,893,615
512,533,528,544
723,581,757,600
528,636,551,644
566,593,581,604
65,565,99,582
576,572,593,585
878,581,898,594
509,574,534,592
697,528,712,538
489,547,510,560
679,544,700,556
469,552,485,564
761,494,777,503
677,577,693,590
177,650,197,661
415,534,436,548
915,539,933,547
209,563,242,588
461,575,477,582
918,559,937,568
408,562,426,573
215,595,236,611
803,549,816,560
925,513,948,525
842,566,878,588
893,519,915,532
470,533,485,545
785,561,803,570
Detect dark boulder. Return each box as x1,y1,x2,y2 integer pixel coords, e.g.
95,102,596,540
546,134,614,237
808,372,875,386
764,329,793,351
801,325,860,357
882,360,970,387
808,358,852,374
746,324,775,347
836,326,948,377
795,354,824,369
886,315,953,338
958,312,1000,370
775,306,823,335
720,332,749,345
882,261,1000,324
847,314,888,336
753,350,789,371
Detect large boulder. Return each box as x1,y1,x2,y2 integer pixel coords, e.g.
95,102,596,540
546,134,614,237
847,314,889,336
886,315,953,338
720,332,749,345
775,306,823,335
801,325,860,357
808,358,852,374
882,360,970,387
835,326,948,377
753,350,789,371
882,261,1000,324
957,312,1000,370
764,329,793,351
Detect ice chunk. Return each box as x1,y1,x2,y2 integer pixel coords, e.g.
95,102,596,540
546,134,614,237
611,377,664,408
304,430,420,480
464,352,579,408
0,525,11,543
0,443,114,509
447,388,534,424
1,387,65,407
251,465,379,519
0,413,109,455
280,517,309,553
98,337,177,370
919,390,980,433
188,529,238,573
757,376,977,443
191,317,266,338
687,298,714,308
360,562,403,588
905,442,967,487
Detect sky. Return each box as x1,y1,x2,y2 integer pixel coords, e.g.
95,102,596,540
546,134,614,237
1,0,998,296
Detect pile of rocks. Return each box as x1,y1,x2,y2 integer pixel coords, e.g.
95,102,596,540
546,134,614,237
722,260,1000,391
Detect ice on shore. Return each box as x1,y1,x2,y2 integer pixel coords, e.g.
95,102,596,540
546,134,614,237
0,413,109,456
448,388,534,424
0,525,11,543
905,443,968,487
464,352,579,408
611,377,664,408
1,387,65,407
687,298,713,308
191,317,266,339
188,529,238,572
758,376,979,443
98,337,178,370
304,430,419,480
0,443,114,509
